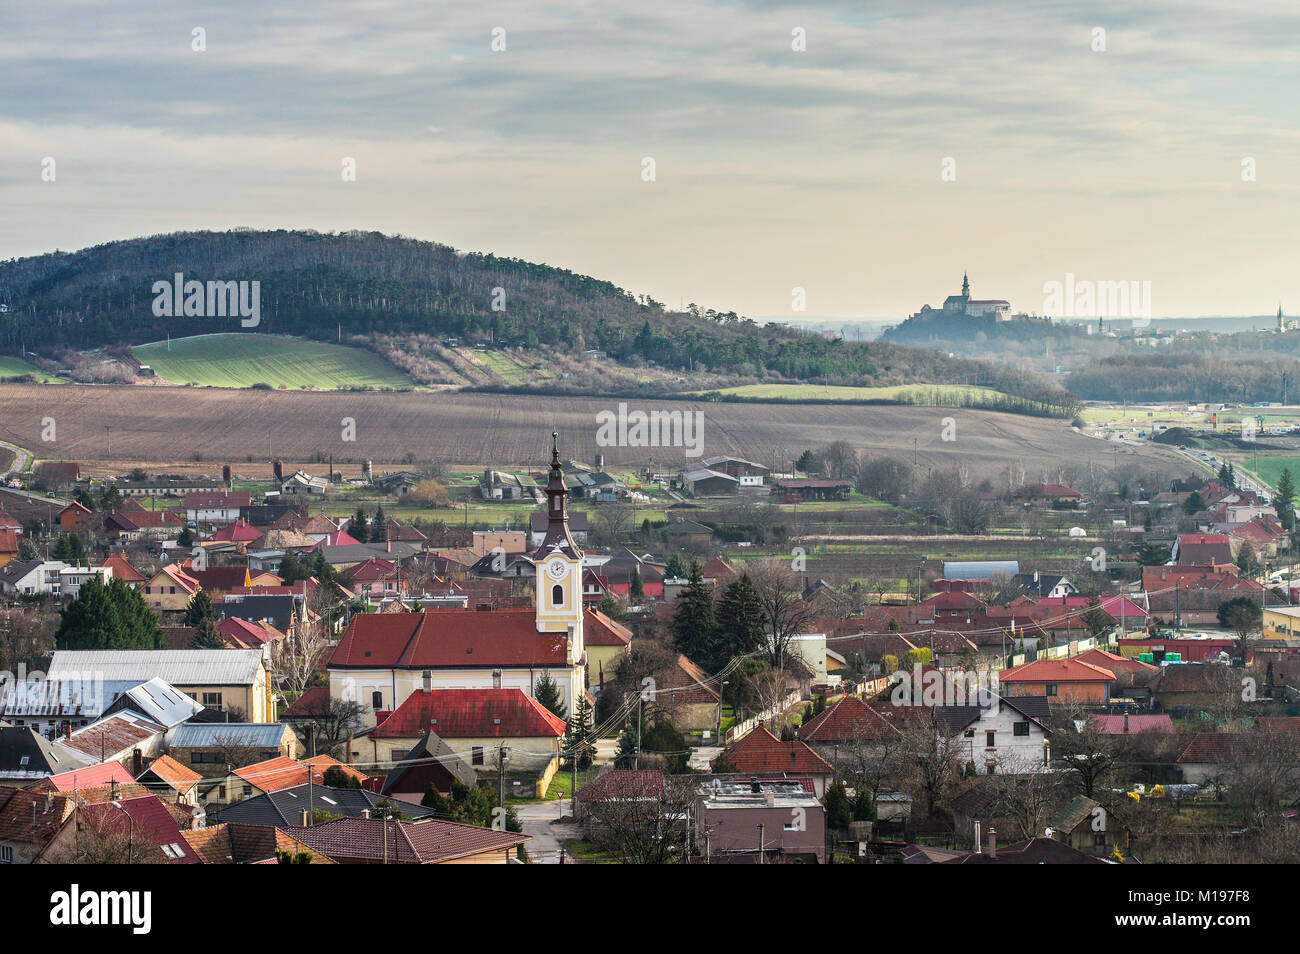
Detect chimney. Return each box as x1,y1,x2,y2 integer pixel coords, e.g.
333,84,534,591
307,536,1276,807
64,723,71,741
300,809,309,827
422,670,431,692
361,809,371,819
273,459,284,482
222,464,232,487
492,668,502,689
1124,711,1130,733
988,827,997,859
131,748,143,776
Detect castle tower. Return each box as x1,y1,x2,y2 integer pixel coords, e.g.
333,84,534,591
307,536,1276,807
533,433,585,689
961,272,970,297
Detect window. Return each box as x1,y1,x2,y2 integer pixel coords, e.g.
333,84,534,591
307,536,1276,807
391,749,409,761
1094,832,1108,847
1014,721,1030,737
964,729,975,738
218,786,227,799
242,785,253,797
371,690,384,710
1,845,12,863
551,584,564,606
202,692,223,708
1045,684,1058,696
471,745,485,766
985,731,995,748
986,764,996,775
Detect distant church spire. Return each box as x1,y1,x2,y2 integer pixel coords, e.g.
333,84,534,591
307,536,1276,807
961,272,970,297
1280,304,1286,333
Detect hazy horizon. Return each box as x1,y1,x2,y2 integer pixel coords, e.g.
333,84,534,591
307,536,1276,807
4,0,1299,320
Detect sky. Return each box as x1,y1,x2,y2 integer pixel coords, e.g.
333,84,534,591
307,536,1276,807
2,0,1300,320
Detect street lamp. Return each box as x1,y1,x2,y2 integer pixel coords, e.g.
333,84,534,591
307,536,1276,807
109,800,134,864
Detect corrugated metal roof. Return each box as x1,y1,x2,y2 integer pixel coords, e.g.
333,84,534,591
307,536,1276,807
48,650,263,686
170,722,289,748
115,677,205,727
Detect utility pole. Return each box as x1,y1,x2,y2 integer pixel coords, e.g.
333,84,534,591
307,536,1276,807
757,824,765,864
498,743,510,809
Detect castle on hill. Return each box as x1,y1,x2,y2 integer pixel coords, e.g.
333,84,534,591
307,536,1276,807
911,273,1013,321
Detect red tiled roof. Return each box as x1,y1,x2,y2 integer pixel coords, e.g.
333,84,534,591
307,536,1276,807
210,519,262,543
218,616,281,647
797,696,909,743
585,609,632,646
575,769,665,803
998,658,1116,683
1074,648,1158,677
282,816,527,863
80,794,200,863
1088,714,1174,735
1178,732,1246,764
281,687,331,718
329,609,569,669
47,761,136,792
142,754,203,795
0,528,17,554
373,688,567,739
714,725,833,776
101,554,146,583
232,756,367,794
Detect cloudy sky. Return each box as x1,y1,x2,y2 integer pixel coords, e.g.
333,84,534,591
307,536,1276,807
3,0,1299,319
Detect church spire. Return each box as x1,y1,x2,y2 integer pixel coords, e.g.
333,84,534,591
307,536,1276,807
536,431,579,558
961,272,970,297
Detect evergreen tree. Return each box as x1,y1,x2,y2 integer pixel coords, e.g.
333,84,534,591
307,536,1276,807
665,554,687,579
825,780,853,829
177,526,194,547
596,594,627,622
277,551,304,584
99,483,122,510
73,488,97,512
630,569,644,600
371,505,388,543
351,507,369,543
18,538,38,561
1276,468,1296,531
563,694,596,771
1236,538,1261,576
533,670,567,722
640,716,689,773
184,590,216,627
55,577,162,650
713,573,767,670
189,617,226,649
670,560,717,668
1182,491,1206,515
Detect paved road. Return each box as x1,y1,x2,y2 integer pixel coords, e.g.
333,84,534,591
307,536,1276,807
0,440,31,477
515,798,568,864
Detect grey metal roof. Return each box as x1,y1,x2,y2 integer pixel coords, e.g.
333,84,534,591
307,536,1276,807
942,560,1020,581
106,677,205,727
217,783,437,827
170,722,290,748
48,649,264,686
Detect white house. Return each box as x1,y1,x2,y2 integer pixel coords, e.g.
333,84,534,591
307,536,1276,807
936,694,1053,775
57,565,112,599
0,560,67,598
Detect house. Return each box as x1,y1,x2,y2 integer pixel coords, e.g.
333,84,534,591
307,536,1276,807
181,822,333,864
1171,533,1235,566
1012,572,1076,599
209,518,263,544
57,501,92,533
0,673,200,736
663,519,715,546
56,564,111,599
0,528,18,570
797,696,910,765
46,760,136,793
941,834,1107,864
1177,732,1247,786
997,658,1116,704
281,816,528,863
584,608,632,687
0,559,66,598
47,649,273,722
216,593,299,633
168,722,303,780
695,778,825,864
1152,665,1243,713
36,461,80,490
0,726,87,782
711,724,833,797
186,491,252,524
136,754,204,806
1087,713,1175,736
142,563,202,611
58,792,201,863
55,711,169,765
0,786,75,863
1013,484,1084,505
380,733,478,804
101,553,146,586
344,557,408,598
643,654,722,734
529,511,588,547
367,688,567,795
218,782,435,827
932,695,1054,775
280,471,329,496
698,455,770,480
203,754,367,808
573,769,667,832
1047,795,1128,857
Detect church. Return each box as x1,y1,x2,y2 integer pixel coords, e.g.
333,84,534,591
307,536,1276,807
327,433,589,726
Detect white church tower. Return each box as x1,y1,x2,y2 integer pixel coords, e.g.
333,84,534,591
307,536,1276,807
533,433,585,702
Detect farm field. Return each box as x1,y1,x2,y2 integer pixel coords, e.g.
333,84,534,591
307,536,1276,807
0,356,66,383
132,334,415,389
0,383,1184,479
696,383,1003,402
1248,454,1300,488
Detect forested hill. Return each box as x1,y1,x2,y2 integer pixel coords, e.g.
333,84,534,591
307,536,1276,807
0,229,1073,409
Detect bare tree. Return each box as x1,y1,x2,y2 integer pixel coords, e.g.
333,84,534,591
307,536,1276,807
748,559,814,669
580,775,695,864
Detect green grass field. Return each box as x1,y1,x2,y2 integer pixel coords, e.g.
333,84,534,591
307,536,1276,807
694,383,1002,402
1248,455,1300,489
133,334,415,389
0,356,65,383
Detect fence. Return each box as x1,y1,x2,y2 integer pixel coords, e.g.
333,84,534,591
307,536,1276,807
725,690,801,743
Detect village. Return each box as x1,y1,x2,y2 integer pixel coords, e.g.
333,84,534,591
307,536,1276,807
0,428,1296,866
